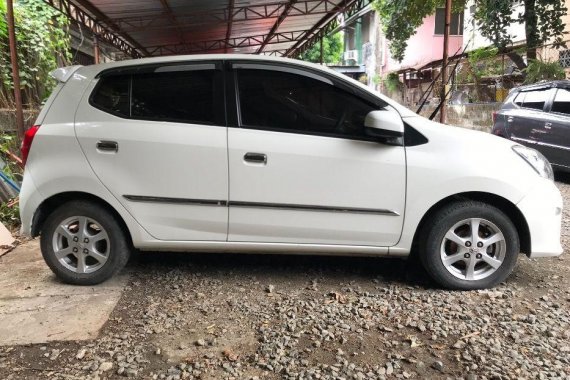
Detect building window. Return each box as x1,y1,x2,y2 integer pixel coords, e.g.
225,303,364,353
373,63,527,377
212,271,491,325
559,49,570,68
434,8,464,35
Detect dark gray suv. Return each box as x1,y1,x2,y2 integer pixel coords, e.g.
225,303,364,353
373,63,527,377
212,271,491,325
492,80,570,172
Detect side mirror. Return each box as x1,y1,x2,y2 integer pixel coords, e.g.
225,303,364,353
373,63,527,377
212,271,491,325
364,110,404,139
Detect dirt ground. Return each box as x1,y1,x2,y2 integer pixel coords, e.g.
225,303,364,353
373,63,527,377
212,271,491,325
1,178,569,380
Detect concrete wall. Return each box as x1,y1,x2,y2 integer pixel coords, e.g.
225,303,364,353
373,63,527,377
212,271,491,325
0,109,39,132
418,103,501,132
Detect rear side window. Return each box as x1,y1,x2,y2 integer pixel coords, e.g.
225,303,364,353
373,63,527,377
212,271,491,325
131,70,216,124
551,88,570,115
91,75,130,117
521,90,548,111
90,66,222,125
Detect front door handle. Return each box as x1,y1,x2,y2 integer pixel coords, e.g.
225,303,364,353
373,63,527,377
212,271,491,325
544,122,552,129
96,140,118,153
244,152,267,164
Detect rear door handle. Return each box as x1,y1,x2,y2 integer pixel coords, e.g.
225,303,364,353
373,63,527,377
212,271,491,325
544,122,552,129
96,140,118,153
507,117,514,123
244,152,267,164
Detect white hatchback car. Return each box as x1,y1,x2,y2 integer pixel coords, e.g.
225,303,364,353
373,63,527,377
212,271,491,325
20,55,562,290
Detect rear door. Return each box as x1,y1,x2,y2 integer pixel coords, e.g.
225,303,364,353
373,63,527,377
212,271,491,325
75,62,229,241
226,63,406,246
542,88,570,169
507,89,553,156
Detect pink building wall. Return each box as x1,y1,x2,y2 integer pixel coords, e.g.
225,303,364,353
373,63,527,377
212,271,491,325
383,15,463,73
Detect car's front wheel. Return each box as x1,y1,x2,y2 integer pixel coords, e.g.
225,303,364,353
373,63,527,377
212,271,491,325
419,201,519,290
40,200,130,285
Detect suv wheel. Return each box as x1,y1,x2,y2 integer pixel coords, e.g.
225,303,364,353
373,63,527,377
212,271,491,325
40,200,130,285
419,201,519,290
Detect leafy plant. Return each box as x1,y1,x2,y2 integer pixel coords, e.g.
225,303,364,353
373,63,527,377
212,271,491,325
0,0,71,108
298,33,343,64
0,197,19,229
372,0,567,72
0,132,22,182
523,59,566,84
383,72,402,93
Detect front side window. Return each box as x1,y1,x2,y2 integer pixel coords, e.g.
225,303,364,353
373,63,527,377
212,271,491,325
551,88,570,115
237,68,379,139
522,90,548,111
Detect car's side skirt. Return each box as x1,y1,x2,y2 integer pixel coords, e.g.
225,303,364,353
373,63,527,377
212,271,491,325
135,240,409,257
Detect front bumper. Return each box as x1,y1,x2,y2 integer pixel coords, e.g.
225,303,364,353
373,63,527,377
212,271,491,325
517,178,563,258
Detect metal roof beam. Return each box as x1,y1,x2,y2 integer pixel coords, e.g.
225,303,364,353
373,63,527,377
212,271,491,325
146,30,309,56
285,0,368,57
43,0,142,58
113,0,348,31
71,0,150,56
257,0,297,53
225,0,235,53
159,0,188,52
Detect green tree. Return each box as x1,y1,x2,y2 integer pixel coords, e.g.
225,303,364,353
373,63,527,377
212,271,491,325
0,0,71,108
372,0,567,71
298,33,343,64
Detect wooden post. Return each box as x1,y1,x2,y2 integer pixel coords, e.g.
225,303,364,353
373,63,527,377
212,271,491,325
94,36,100,64
6,0,25,140
440,0,452,124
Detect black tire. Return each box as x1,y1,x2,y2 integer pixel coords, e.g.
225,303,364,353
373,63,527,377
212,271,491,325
418,201,519,290
40,200,130,285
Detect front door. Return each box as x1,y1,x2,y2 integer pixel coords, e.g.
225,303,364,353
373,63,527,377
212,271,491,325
75,62,229,241
227,64,406,246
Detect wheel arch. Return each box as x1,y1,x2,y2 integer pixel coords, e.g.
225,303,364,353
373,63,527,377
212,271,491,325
31,191,134,247
410,191,531,256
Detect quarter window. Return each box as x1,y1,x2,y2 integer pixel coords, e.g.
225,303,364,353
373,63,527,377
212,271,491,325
551,88,570,115
237,69,380,139
513,92,525,106
91,75,130,117
521,90,548,111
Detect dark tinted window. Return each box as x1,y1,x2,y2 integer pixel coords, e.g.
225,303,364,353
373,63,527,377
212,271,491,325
132,70,216,124
513,92,525,106
91,75,130,117
522,90,547,111
552,88,570,115
435,8,464,35
237,69,378,139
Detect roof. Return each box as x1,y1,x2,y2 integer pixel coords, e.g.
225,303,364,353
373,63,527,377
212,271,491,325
46,0,369,58
515,80,570,92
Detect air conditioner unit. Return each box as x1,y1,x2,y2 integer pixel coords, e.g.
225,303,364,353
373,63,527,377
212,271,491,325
344,50,358,61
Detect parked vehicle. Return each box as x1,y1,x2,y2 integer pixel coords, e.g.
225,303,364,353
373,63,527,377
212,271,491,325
492,80,570,172
19,55,563,290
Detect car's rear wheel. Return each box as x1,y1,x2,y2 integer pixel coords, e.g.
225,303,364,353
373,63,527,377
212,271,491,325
419,201,519,290
40,200,130,285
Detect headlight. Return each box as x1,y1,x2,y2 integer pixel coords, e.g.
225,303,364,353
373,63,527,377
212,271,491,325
512,145,554,180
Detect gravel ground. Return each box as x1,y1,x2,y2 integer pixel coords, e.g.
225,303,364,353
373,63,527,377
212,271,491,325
1,179,570,380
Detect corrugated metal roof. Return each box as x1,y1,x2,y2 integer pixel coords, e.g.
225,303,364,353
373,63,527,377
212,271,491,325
61,0,368,57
